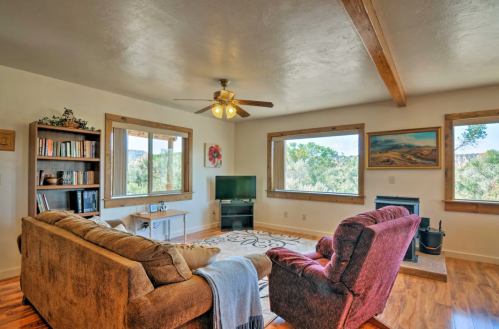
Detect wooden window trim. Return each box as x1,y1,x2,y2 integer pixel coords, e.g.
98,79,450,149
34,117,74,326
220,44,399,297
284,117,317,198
104,114,193,208
444,109,499,214
266,123,365,205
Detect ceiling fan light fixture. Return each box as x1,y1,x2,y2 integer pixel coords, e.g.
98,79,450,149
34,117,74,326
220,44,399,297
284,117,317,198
226,104,237,119
212,104,223,119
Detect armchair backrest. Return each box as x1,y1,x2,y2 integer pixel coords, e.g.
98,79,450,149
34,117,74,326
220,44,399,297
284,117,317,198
341,214,420,328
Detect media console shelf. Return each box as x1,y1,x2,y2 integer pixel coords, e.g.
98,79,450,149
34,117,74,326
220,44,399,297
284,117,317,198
219,201,254,231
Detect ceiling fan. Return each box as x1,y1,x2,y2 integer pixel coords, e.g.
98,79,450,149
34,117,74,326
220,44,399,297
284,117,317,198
174,79,274,119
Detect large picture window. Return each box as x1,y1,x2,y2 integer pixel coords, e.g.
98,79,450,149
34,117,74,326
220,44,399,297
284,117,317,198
444,109,499,214
104,114,193,208
267,124,365,204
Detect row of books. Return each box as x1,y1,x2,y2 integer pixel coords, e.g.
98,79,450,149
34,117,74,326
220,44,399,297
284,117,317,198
37,192,99,214
37,194,50,213
69,190,99,213
58,171,96,185
37,138,97,158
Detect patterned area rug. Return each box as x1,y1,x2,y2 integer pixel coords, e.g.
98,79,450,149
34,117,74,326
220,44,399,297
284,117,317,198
193,230,319,327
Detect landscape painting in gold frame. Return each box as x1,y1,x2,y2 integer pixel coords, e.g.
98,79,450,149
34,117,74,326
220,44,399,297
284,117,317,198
367,127,441,169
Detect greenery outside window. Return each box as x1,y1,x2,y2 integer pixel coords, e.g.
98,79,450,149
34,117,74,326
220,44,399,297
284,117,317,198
267,124,365,204
104,114,193,208
444,109,499,214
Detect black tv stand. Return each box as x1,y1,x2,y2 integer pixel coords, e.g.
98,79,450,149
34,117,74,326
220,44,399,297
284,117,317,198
219,201,254,231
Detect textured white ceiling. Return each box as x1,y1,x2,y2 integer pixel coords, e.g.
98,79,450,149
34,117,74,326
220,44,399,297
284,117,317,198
0,0,498,121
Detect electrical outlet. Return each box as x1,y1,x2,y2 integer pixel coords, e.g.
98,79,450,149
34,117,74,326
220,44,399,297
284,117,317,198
284,212,288,218
212,210,217,221
302,214,307,221
389,176,395,184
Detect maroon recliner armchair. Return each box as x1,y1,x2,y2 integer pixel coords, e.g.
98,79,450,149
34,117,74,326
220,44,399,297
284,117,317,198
266,206,420,329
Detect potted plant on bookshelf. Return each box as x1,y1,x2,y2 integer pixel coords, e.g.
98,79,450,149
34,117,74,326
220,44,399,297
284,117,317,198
38,108,96,131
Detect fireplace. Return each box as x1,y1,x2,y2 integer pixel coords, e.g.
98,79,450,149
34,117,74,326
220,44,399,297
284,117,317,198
374,196,420,262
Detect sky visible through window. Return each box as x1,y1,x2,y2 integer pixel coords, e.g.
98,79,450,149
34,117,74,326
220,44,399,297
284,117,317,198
454,123,499,154
287,134,359,156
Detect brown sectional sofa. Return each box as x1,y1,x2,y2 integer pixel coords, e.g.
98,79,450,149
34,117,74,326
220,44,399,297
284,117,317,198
20,213,271,329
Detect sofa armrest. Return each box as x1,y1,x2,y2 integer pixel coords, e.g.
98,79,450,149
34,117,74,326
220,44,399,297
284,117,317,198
316,236,334,258
266,247,319,277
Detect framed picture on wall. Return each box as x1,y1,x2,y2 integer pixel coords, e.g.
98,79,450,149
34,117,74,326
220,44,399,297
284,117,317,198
204,143,222,168
367,127,441,169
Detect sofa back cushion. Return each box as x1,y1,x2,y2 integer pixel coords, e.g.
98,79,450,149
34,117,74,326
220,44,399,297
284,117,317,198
37,211,192,286
324,206,409,282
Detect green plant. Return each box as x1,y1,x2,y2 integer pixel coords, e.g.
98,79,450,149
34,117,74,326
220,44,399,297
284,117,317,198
38,108,96,130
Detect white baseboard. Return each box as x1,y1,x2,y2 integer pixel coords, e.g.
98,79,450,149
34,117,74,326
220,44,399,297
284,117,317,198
255,221,499,266
0,267,20,280
254,221,333,238
443,250,499,265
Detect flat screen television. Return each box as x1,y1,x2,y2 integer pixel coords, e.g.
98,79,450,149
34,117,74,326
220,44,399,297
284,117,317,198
216,176,256,200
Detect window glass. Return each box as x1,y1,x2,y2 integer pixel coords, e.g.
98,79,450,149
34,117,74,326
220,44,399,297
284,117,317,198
454,123,499,201
126,130,149,195
284,134,359,194
152,134,183,192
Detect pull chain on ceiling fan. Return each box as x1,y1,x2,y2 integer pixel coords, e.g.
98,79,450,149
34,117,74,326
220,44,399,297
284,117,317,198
173,79,274,119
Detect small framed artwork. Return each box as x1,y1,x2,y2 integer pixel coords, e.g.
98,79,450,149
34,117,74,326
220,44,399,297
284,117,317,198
367,127,441,169
149,204,158,213
0,129,15,151
205,143,222,168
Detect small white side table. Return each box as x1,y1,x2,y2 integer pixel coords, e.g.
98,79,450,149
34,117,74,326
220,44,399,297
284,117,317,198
130,209,189,243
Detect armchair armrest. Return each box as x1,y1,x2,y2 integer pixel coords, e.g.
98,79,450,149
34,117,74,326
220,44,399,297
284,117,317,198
266,247,319,277
267,248,351,296
316,236,334,258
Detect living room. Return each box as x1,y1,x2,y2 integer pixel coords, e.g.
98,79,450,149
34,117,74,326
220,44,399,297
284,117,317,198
1,1,499,329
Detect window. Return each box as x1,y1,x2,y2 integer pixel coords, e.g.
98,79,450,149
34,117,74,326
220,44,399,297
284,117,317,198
444,110,499,214
125,130,183,195
104,114,193,208
267,124,365,204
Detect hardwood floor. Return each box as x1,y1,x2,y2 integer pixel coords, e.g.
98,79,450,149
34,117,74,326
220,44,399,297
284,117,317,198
2,227,498,329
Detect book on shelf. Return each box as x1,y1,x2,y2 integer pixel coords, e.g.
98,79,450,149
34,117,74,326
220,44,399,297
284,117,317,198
57,171,95,185
37,194,50,213
69,190,98,213
39,170,45,186
37,138,97,158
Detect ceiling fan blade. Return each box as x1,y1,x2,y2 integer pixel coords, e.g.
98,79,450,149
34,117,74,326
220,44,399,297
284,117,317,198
195,103,218,114
235,100,274,108
174,99,217,102
233,104,251,118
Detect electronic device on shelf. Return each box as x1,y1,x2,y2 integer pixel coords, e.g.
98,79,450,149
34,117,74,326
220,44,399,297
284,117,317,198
215,176,256,202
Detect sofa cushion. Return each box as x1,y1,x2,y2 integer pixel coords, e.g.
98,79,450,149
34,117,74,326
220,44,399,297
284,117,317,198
37,211,192,287
325,206,410,282
173,243,221,271
85,226,192,286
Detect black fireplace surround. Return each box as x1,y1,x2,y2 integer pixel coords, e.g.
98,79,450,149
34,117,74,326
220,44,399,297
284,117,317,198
374,196,420,262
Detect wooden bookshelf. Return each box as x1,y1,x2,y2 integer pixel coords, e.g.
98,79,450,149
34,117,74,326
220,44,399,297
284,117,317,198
28,122,101,218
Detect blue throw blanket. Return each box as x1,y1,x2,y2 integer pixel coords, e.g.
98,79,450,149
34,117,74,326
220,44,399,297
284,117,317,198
193,256,264,329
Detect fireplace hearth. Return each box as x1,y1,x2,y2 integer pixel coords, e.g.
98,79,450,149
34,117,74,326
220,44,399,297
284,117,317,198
374,196,420,262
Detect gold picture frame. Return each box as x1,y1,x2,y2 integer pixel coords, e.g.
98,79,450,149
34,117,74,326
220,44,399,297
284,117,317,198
367,126,441,169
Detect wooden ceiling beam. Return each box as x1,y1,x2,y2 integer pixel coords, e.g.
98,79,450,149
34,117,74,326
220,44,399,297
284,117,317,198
341,0,407,107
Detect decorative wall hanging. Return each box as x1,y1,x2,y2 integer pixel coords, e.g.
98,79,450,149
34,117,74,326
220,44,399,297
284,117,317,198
367,127,441,169
0,129,15,151
205,143,222,168
38,108,96,131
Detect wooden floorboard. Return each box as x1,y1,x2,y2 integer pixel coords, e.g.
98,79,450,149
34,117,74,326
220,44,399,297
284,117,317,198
2,226,498,329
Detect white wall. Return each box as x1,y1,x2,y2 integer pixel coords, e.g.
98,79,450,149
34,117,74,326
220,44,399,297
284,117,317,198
234,85,499,264
0,65,235,279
